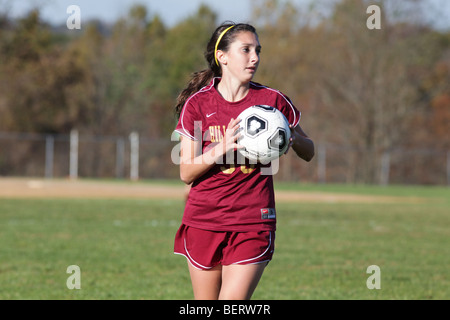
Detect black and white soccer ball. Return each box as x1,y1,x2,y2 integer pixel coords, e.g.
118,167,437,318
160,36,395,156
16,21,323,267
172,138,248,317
237,105,291,163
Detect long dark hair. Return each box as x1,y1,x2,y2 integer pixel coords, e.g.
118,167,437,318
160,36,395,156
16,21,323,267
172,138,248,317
175,22,257,118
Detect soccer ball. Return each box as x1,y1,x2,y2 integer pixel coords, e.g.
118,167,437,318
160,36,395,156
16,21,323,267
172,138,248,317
237,105,291,163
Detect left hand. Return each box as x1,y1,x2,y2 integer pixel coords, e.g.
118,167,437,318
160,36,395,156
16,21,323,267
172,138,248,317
284,124,296,155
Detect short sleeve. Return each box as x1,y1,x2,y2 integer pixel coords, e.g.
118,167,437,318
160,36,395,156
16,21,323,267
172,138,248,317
175,99,201,141
276,92,301,128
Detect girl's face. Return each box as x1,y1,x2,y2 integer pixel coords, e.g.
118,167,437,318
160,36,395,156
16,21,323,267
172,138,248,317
220,31,261,83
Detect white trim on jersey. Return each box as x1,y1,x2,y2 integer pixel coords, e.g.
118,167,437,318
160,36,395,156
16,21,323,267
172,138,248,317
250,82,301,128
174,129,195,141
177,78,218,141
177,78,301,140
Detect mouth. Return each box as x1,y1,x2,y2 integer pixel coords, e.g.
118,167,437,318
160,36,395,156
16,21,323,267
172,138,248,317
246,66,257,73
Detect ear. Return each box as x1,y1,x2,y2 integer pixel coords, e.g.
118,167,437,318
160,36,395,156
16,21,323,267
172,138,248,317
216,50,227,66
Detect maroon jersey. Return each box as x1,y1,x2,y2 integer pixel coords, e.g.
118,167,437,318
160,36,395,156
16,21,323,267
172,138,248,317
175,77,301,232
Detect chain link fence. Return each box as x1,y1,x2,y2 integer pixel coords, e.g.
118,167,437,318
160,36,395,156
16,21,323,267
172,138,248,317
0,131,448,186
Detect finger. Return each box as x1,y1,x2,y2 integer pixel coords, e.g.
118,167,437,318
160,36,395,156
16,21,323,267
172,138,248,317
232,124,242,133
229,121,243,135
289,124,295,132
231,117,242,127
228,133,241,143
227,126,241,136
284,138,294,155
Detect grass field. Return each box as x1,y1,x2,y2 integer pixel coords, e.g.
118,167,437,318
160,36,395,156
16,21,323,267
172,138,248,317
0,179,449,299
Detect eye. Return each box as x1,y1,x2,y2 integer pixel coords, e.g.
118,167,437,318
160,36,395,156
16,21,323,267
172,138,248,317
242,47,250,53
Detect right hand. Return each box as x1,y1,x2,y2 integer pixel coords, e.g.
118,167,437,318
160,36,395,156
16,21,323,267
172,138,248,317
221,118,244,154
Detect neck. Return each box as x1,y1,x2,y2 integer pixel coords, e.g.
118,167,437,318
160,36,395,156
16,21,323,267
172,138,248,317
217,76,250,102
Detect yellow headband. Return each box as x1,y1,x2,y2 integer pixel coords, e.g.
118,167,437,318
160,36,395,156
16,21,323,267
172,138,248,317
214,25,235,66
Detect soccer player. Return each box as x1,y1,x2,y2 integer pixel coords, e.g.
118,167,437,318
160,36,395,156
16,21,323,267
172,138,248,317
174,22,314,300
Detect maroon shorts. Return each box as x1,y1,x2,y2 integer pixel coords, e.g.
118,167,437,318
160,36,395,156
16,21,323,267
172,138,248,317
174,224,275,270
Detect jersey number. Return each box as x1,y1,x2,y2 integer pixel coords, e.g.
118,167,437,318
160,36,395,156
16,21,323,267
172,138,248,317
220,165,256,175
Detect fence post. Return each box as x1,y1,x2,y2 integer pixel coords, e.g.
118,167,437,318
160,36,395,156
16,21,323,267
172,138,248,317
447,150,450,187
317,145,326,183
45,135,54,179
129,132,139,181
70,129,78,180
116,137,125,179
379,151,391,186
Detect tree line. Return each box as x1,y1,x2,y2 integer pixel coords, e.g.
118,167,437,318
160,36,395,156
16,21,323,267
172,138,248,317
0,0,449,183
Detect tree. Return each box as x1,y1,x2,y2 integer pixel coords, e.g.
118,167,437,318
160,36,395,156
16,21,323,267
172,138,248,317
304,0,441,183
252,0,448,183
143,4,217,136
0,10,86,133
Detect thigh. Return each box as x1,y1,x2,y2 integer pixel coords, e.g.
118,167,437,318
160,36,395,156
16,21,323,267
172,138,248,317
219,262,268,300
188,263,222,300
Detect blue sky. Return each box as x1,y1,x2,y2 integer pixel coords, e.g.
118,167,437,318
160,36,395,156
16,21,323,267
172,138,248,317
4,0,450,29
5,0,254,26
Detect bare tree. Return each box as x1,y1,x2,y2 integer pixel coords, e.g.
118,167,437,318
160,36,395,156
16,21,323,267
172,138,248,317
306,0,437,183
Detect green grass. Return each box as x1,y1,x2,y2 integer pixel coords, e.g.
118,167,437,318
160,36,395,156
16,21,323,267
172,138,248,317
0,183,449,299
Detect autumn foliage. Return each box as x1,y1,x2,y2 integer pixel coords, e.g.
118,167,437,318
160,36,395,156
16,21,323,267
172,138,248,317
0,0,449,184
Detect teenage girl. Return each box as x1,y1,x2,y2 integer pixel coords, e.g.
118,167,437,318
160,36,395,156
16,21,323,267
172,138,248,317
174,22,314,300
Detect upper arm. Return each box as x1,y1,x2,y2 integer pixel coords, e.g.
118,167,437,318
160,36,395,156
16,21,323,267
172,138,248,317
180,136,202,165
175,98,201,141
294,124,309,138
276,91,301,128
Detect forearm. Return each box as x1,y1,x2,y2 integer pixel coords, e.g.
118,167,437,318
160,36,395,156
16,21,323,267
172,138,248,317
292,126,315,162
180,143,224,185
180,118,242,185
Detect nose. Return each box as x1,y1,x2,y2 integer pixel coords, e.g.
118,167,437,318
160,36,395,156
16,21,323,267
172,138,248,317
251,50,259,65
